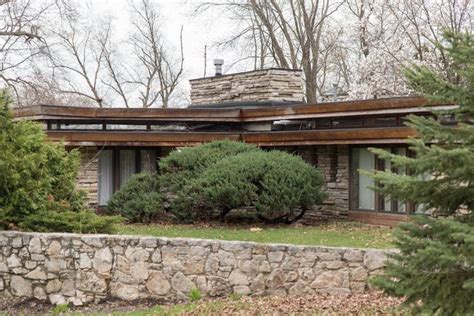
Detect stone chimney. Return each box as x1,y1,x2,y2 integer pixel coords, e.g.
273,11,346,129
190,68,303,105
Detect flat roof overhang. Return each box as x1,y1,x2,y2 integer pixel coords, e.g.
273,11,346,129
46,127,415,147
14,96,454,123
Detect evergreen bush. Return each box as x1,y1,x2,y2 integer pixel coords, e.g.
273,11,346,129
106,173,163,223
368,31,474,314
159,140,258,191
172,150,325,223
0,93,120,233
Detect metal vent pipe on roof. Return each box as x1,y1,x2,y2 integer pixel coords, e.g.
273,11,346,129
214,59,224,76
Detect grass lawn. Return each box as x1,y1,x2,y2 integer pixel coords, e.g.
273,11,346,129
117,221,394,249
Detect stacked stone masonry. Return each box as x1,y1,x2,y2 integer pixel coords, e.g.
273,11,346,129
190,69,304,105
296,145,350,223
0,231,390,306
76,147,99,208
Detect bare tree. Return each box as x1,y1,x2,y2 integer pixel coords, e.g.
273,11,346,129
128,0,184,108
195,0,344,103
50,7,109,108
0,0,52,105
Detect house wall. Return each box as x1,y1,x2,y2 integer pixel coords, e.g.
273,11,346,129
76,147,99,208
190,69,303,105
0,231,390,306
296,145,350,223
74,145,351,222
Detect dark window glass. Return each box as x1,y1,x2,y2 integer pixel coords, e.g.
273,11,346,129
332,117,362,128
364,116,398,127
314,118,331,129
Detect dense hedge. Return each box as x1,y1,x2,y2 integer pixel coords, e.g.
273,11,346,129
106,173,163,223
159,140,258,191
106,140,325,224
0,94,120,233
171,150,326,223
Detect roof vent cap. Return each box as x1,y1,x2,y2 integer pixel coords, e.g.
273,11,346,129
214,59,224,76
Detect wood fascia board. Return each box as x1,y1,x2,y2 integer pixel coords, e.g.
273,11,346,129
240,97,448,121
240,105,458,122
47,127,414,147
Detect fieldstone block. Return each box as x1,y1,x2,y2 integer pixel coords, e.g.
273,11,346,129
250,273,265,293
46,279,62,293
207,276,231,297
131,261,149,280
26,267,48,280
267,251,285,263
343,250,363,262
364,251,387,271
61,279,76,296
266,268,285,289
228,270,249,286
112,283,140,300
233,285,251,295
125,247,149,263
11,237,23,248
171,272,194,293
49,293,66,305
33,287,47,300
289,280,315,295
10,275,32,297
311,271,344,289
351,267,368,281
46,241,62,257
93,247,113,275
7,254,21,268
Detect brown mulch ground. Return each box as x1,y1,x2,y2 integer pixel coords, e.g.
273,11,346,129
0,291,404,315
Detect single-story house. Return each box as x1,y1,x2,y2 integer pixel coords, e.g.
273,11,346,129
14,68,456,225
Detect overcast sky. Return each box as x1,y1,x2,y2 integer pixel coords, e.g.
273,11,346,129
91,0,237,84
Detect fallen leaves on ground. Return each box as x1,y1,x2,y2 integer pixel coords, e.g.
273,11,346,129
1,291,404,315
181,292,404,315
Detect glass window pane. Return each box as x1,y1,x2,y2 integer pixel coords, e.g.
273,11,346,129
120,150,137,186
384,158,392,211
140,150,157,173
98,150,113,206
358,148,375,210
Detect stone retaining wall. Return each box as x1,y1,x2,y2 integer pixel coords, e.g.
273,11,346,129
0,231,390,306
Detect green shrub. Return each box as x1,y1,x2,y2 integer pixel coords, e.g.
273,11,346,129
0,93,119,233
106,173,164,223
159,140,258,191
21,209,120,234
172,150,325,223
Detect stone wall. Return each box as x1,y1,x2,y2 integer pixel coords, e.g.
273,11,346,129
296,145,350,223
0,231,389,306
76,147,99,208
190,69,303,105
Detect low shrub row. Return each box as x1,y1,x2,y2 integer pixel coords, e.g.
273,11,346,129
106,141,326,224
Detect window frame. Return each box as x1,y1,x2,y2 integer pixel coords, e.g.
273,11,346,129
97,147,162,206
349,145,411,214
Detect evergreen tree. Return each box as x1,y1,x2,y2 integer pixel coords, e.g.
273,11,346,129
369,31,474,314
0,92,120,233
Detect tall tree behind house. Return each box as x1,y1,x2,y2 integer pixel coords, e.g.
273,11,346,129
195,0,473,102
